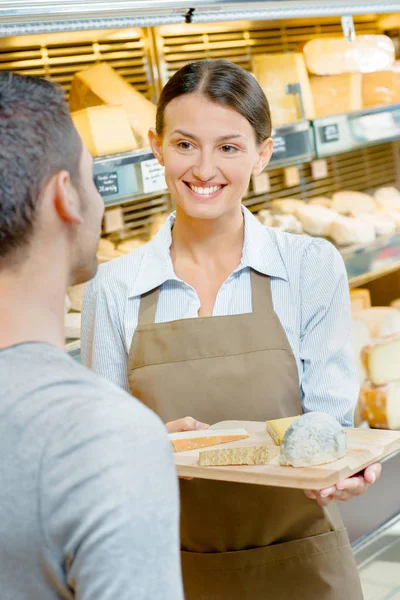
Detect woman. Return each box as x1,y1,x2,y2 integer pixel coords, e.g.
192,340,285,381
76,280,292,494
81,59,380,599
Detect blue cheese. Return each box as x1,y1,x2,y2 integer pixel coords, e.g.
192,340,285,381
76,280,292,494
280,412,347,467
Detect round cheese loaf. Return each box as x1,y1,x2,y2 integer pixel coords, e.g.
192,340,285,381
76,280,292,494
280,412,347,467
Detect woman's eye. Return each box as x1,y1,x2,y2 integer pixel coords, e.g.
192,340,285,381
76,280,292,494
221,144,238,154
177,141,194,150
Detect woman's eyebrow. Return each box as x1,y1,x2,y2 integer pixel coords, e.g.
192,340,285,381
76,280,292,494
170,129,245,142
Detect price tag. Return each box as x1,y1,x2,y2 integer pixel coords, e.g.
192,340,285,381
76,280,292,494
356,112,398,141
252,172,270,194
95,172,119,197
104,207,124,233
311,159,328,180
319,124,340,144
284,166,300,188
140,159,167,194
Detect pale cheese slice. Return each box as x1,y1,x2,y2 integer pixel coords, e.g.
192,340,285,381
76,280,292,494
360,381,400,430
199,444,280,467
169,428,249,452
362,334,400,386
266,416,300,446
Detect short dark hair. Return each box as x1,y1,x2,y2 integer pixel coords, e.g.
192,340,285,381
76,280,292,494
0,72,82,263
156,59,272,144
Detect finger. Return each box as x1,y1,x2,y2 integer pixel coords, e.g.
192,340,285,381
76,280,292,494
179,476,193,481
314,494,335,507
319,486,337,498
364,463,382,484
336,475,365,493
304,490,317,500
166,417,209,433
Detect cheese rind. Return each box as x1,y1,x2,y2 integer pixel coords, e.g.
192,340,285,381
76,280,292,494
280,412,347,467
252,53,315,126
199,445,280,466
303,35,395,75
169,428,249,452
266,416,300,446
360,381,400,429
311,73,362,117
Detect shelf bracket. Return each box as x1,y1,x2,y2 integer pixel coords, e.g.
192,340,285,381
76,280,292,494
341,15,356,42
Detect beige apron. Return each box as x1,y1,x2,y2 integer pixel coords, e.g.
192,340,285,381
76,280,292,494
128,270,363,600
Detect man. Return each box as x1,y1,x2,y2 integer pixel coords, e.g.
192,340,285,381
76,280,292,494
0,72,183,600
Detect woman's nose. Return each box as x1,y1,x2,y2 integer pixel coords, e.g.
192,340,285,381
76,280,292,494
192,154,217,181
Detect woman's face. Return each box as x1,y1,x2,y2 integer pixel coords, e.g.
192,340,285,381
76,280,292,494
149,93,273,221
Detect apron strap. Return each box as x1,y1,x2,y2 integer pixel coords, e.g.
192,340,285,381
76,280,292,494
250,269,273,314
137,287,160,327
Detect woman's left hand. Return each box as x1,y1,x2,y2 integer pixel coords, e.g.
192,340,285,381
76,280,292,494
304,462,382,506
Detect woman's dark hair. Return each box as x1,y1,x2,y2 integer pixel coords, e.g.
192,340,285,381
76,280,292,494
156,59,271,144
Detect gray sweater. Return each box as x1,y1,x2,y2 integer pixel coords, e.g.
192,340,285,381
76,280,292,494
0,343,183,600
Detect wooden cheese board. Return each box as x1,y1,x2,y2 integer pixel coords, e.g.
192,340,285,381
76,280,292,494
173,420,400,490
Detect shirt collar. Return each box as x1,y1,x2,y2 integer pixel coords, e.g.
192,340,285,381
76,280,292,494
128,206,288,298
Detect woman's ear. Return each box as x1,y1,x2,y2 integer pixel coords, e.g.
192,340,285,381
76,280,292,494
252,138,274,176
148,128,164,166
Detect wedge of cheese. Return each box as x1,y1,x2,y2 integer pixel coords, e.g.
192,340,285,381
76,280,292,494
303,35,395,75
295,204,337,236
169,429,249,453
266,416,300,446
199,444,280,467
310,73,362,117
350,289,371,313
363,63,400,108
252,53,315,126
360,381,400,429
331,191,376,216
69,63,156,147
329,215,375,246
362,334,400,386
71,105,138,156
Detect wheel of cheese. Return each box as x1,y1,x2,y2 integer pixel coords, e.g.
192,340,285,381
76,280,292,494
280,412,347,467
271,213,303,234
295,204,337,237
309,197,333,209
64,294,72,315
379,311,400,338
331,191,376,216
373,187,400,212
329,215,375,246
270,199,305,215
358,212,396,236
360,381,400,429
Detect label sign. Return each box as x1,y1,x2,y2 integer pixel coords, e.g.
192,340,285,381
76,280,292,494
273,136,287,154
95,172,119,197
319,123,340,144
356,112,398,142
270,129,313,164
140,159,167,194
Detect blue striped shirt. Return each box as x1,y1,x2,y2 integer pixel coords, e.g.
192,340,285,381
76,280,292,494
81,206,359,427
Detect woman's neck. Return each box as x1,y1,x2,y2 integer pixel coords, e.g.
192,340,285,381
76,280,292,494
171,205,244,267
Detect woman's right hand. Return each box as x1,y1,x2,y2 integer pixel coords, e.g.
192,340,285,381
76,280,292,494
166,416,209,434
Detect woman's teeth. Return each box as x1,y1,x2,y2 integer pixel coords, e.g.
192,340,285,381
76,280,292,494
188,184,222,196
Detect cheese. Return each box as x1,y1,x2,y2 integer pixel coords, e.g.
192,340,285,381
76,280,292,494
65,312,81,339
67,283,86,313
353,307,398,337
168,428,249,452
257,209,274,227
358,212,396,236
362,334,400,386
362,63,400,108
309,197,333,209
272,213,303,234
310,73,362,117
69,63,156,147
270,199,305,215
96,237,123,263
64,294,72,315
374,187,400,212
71,105,138,156
295,204,337,236
303,35,395,75
351,319,372,382
117,238,147,254
379,311,400,338
350,289,371,313
199,444,280,467
360,381,400,429
266,416,300,446
252,53,315,126
280,412,347,467
331,191,376,216
329,215,376,246
378,210,400,230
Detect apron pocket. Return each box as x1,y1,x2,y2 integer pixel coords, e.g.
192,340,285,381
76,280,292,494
181,528,363,600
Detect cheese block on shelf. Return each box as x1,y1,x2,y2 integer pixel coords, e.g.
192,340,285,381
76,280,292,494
374,187,400,212
71,105,138,156
310,73,362,117
67,283,86,313
331,190,376,216
69,63,156,147
379,311,400,338
270,199,305,214
358,212,396,236
280,412,347,467
266,416,300,446
295,204,337,236
257,209,274,227
362,63,400,108
309,197,332,209
252,53,315,126
169,429,249,452
199,444,280,467
350,288,371,313
353,307,398,337
360,381,400,429
303,35,395,75
271,213,303,234
329,215,375,246
362,334,400,386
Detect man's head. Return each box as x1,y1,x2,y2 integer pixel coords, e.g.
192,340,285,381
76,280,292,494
0,72,104,285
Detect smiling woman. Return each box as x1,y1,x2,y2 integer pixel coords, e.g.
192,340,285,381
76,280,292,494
81,59,372,600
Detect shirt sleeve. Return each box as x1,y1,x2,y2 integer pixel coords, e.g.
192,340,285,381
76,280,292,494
81,271,130,392
39,396,183,600
299,238,359,427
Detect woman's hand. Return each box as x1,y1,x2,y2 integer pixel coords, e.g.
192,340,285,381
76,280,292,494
166,416,209,434
304,462,382,506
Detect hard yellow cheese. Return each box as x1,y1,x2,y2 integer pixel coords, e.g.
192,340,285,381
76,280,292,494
310,73,362,117
71,105,138,156
169,428,249,453
266,416,300,446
